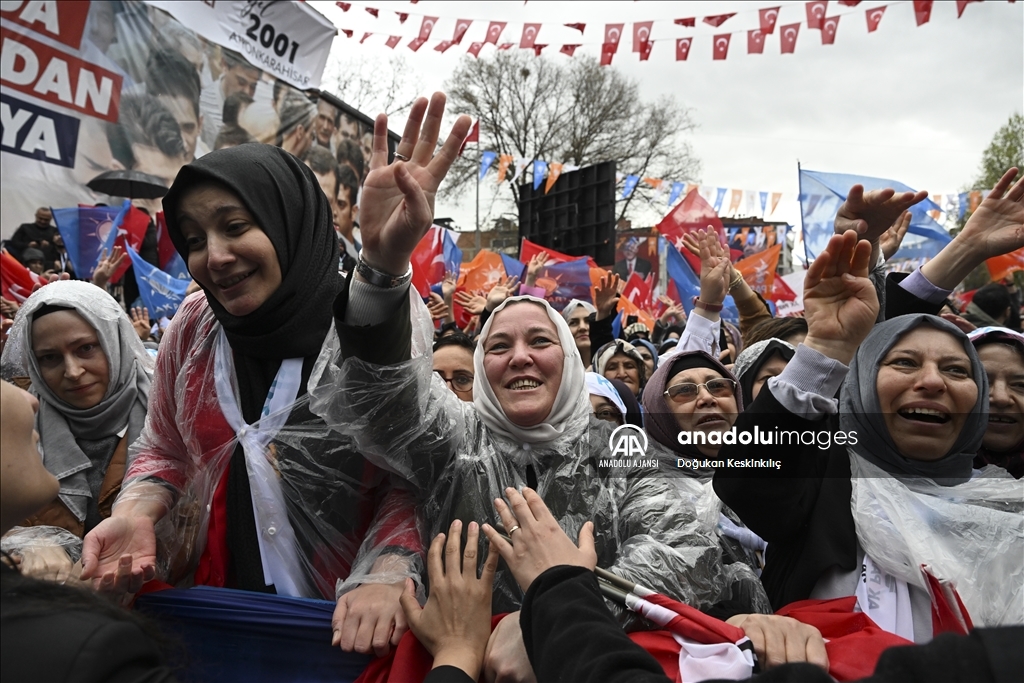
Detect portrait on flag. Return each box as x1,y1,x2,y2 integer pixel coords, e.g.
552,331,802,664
613,233,659,285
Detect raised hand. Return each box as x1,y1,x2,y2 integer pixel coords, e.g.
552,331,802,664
694,228,731,309
426,292,450,321
453,291,487,316
482,487,596,593
358,93,472,277
485,275,520,311
834,185,928,244
130,307,151,341
91,246,126,289
524,253,549,287
441,271,458,302
878,211,911,262
593,272,621,320
802,230,878,365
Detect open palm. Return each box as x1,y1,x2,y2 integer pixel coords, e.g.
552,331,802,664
958,168,1024,259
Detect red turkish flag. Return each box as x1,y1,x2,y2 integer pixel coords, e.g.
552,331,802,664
109,206,150,284
1,250,47,302
747,29,765,54
865,6,885,32
385,35,401,48
622,272,652,312
633,21,653,52
604,23,624,48
410,227,446,297
336,2,350,11
520,239,598,268
497,43,514,51
821,15,839,44
712,34,730,60
956,0,980,18
467,42,484,57
655,188,726,254
770,273,798,302
560,44,580,56
532,44,547,56
565,23,586,33
520,23,541,48
805,0,828,29
639,40,653,61
759,7,781,33
434,40,453,53
407,37,425,51
675,37,692,61
360,32,371,44
484,21,506,44
364,7,378,17
417,16,438,40
600,42,616,66
837,0,861,5
913,0,933,25
703,13,736,27
452,19,472,44
780,23,800,53
675,17,696,27
340,29,353,38
396,12,408,23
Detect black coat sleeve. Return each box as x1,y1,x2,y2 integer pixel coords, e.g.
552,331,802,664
333,271,413,365
884,271,943,320
423,665,477,683
520,566,670,683
589,311,616,352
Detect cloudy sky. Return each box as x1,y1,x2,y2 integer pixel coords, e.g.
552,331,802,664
309,0,1023,244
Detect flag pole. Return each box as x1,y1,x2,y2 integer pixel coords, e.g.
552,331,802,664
475,147,481,253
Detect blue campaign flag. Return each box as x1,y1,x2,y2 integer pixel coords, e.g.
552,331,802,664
499,253,526,280
958,192,969,220
162,250,191,280
713,188,727,212
759,191,768,216
125,244,190,318
51,201,130,278
622,175,640,199
668,181,686,207
537,259,593,311
532,160,548,190
799,169,950,264
441,229,462,274
480,151,498,180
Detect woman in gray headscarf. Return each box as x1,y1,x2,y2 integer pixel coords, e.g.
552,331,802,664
715,230,1023,643
1,280,152,581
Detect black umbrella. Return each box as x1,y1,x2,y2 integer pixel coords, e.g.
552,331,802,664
87,169,169,199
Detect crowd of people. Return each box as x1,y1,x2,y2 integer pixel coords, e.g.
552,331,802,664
0,91,1022,683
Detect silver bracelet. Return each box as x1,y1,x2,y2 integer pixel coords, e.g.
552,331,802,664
355,256,412,289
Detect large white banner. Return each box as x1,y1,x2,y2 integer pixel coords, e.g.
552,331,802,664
144,1,335,91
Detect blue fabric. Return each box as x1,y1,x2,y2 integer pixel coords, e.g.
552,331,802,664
135,586,371,682
163,250,191,280
664,238,738,323
479,151,498,180
125,245,190,318
537,258,593,311
621,175,639,199
713,188,726,212
499,253,526,280
798,169,950,264
51,201,130,278
442,229,462,274
668,181,685,206
532,160,547,190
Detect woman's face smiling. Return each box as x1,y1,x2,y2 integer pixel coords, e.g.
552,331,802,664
977,343,1024,453
177,183,283,317
31,310,110,409
877,327,979,461
483,303,564,428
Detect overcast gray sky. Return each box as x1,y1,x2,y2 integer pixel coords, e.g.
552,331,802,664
310,0,1023,242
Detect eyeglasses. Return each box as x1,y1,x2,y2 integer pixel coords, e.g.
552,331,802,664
592,408,624,424
664,378,736,404
436,372,474,392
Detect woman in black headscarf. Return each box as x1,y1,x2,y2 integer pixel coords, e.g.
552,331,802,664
732,338,797,407
79,134,434,657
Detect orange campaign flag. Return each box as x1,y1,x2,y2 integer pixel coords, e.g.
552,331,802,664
589,266,608,302
616,293,655,332
545,162,563,194
968,191,983,214
458,249,506,293
769,192,782,215
986,248,1024,281
727,189,742,215
496,154,513,183
734,243,782,296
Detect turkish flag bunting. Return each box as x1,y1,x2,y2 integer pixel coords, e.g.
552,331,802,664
407,37,425,51
805,0,828,29
675,37,692,61
780,23,800,53
484,21,506,44
747,29,765,53
434,40,453,53
600,42,616,65
565,23,586,33
913,0,933,25
674,17,696,27
865,6,886,32
712,33,730,60
452,19,472,44
335,2,350,11
639,39,653,61
956,0,980,18
497,43,514,50
604,23,624,47
533,44,547,56
623,272,652,312
365,7,378,17
821,15,839,44
417,16,438,41
520,23,541,48
560,44,580,56
703,13,736,27
385,35,401,48
459,120,479,157
759,7,781,33
837,0,862,5
467,42,484,57
360,32,371,44
633,21,653,52
396,12,408,23
340,29,353,38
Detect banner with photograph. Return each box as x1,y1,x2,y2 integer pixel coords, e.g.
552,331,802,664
724,224,787,260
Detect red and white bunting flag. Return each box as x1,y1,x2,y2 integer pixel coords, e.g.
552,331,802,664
385,35,401,48
747,28,765,54
407,37,426,51
712,34,730,60
675,37,692,61
340,28,353,38
821,15,839,44
484,21,506,44
560,44,580,56
434,40,453,53
865,6,885,32
452,19,472,44
360,32,372,44
533,44,547,56
780,23,800,53
600,42,616,65
396,12,408,23
336,2,350,11
565,22,586,33
703,13,736,27
913,0,933,25
498,43,514,50
365,7,378,17
805,0,828,29
838,1,862,5
468,41,484,57
604,23,624,48
520,23,541,48
418,16,438,41
759,6,781,33
956,0,980,18
675,17,696,27
633,21,653,52
639,39,653,61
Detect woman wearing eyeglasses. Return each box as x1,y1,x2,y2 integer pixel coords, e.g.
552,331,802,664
432,333,476,402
